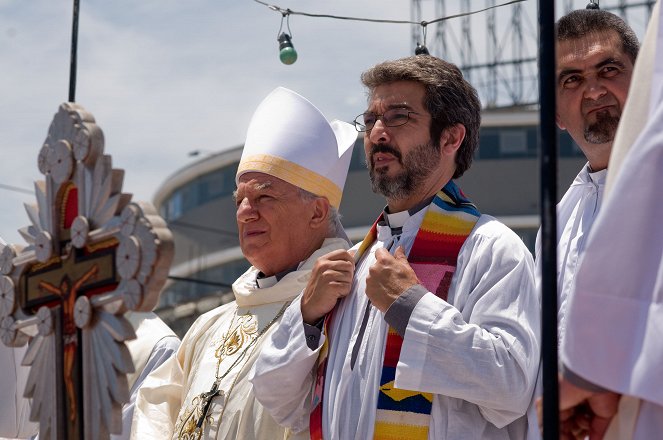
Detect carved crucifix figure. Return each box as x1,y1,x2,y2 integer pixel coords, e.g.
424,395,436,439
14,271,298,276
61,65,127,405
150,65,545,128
0,103,173,440
38,263,98,421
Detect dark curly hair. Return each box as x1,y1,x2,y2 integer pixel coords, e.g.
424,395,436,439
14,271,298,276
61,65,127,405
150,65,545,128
361,55,482,179
556,9,639,63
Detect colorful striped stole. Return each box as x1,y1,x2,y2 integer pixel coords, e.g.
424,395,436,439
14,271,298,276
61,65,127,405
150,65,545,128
310,181,480,440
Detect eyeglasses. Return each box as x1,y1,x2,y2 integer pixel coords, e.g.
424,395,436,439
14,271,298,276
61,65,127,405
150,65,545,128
353,108,420,132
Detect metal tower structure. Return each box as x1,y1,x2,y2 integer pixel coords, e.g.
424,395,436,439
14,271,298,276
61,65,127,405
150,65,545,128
411,0,656,109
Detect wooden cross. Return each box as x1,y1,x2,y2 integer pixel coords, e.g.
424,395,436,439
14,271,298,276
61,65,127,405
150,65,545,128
19,207,121,439
0,103,173,440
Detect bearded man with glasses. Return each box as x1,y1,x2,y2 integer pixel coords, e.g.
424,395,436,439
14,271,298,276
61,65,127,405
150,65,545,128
251,55,541,440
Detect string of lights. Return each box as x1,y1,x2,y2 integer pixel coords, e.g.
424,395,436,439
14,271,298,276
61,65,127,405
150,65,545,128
253,0,526,25
168,275,233,289
252,0,528,64
0,183,33,195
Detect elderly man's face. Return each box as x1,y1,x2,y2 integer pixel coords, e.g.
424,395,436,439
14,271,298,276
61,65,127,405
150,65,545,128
235,172,320,276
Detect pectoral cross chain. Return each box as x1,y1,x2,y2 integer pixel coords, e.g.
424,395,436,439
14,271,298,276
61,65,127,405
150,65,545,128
196,381,223,430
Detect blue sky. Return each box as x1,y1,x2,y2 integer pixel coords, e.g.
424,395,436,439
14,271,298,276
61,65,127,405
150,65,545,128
0,0,650,245
0,0,419,244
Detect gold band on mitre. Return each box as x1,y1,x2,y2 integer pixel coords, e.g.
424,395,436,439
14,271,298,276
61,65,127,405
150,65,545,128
237,154,342,209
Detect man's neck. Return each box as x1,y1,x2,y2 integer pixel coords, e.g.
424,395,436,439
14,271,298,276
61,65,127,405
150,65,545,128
587,161,608,172
582,141,612,172
386,178,451,212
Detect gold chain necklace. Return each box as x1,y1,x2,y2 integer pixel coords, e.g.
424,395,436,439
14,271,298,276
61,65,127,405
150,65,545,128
177,302,289,439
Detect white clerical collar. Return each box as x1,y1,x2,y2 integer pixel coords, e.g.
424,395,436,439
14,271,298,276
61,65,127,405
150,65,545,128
384,210,410,230
255,264,298,289
256,275,278,288
587,167,607,185
377,196,434,242
381,196,433,232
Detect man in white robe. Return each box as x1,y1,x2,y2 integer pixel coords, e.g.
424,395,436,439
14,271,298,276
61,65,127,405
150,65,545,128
0,344,37,439
131,87,357,440
0,232,179,440
118,312,180,440
251,56,541,439
558,2,663,439
534,8,640,348
0,236,37,440
0,311,179,440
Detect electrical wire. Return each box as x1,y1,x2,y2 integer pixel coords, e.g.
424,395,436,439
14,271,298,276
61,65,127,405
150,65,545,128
168,275,233,288
0,183,33,195
169,219,239,239
253,0,527,26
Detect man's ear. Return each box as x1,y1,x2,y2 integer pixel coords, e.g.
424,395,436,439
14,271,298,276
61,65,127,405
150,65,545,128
556,113,565,130
309,197,330,230
439,123,466,156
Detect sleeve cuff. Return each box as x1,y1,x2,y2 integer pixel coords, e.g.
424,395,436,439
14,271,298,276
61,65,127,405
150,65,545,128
561,363,609,393
303,319,323,350
384,284,428,336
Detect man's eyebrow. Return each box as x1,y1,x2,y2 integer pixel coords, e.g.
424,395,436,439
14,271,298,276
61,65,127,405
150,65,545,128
558,58,627,82
595,58,626,70
385,103,414,110
366,102,414,113
232,181,272,201
557,68,581,83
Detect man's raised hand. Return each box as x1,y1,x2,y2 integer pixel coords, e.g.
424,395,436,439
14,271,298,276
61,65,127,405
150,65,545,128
365,246,419,313
301,249,355,324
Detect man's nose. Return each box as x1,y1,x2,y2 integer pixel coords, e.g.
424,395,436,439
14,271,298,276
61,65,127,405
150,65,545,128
367,118,391,144
236,199,258,222
583,75,608,101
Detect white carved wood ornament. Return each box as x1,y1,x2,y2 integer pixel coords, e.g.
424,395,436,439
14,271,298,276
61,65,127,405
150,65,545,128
0,102,174,440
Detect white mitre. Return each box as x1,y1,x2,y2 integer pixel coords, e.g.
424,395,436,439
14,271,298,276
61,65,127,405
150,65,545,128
236,87,357,208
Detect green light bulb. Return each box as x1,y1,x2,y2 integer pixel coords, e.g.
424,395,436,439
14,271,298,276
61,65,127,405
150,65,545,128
279,47,298,65
277,33,297,65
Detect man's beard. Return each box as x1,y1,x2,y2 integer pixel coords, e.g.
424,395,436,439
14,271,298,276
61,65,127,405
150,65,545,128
367,141,440,200
584,110,620,144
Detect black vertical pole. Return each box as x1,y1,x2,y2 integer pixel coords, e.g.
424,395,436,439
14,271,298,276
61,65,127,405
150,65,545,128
538,0,559,439
68,0,80,103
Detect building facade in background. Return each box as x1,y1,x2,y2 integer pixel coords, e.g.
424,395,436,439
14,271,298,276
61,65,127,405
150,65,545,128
153,108,585,336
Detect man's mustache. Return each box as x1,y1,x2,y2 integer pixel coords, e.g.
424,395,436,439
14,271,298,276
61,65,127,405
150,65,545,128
368,144,402,166
582,95,617,114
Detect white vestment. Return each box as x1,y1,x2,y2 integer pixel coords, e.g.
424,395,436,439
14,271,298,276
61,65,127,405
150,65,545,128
562,2,663,438
252,208,541,439
0,234,35,439
0,344,37,439
534,165,606,346
131,238,348,440
118,312,180,440
0,312,178,440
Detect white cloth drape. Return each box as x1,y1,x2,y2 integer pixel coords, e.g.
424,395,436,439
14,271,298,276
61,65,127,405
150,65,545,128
252,210,540,439
131,238,348,440
562,2,663,438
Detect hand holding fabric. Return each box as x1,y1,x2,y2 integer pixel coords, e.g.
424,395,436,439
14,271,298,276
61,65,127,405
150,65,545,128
365,246,420,312
537,376,621,440
301,249,355,324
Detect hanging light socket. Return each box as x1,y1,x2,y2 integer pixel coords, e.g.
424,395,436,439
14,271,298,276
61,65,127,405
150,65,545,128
415,22,430,56
278,32,298,65
586,0,600,8
415,43,430,55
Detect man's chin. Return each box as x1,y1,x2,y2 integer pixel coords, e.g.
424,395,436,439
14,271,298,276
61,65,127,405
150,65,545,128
241,244,268,262
371,163,401,177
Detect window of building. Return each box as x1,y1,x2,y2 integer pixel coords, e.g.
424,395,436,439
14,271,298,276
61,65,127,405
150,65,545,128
158,258,251,309
162,163,238,221
499,129,528,155
349,139,366,171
